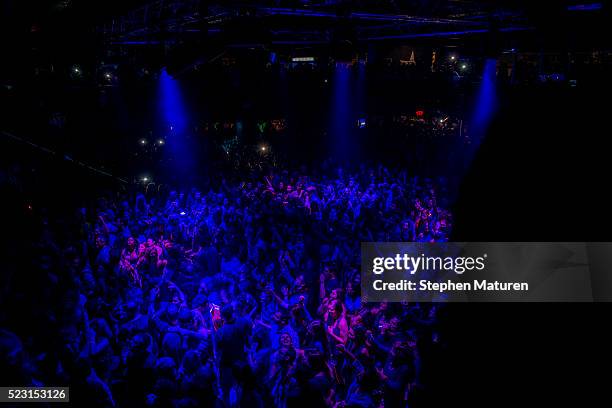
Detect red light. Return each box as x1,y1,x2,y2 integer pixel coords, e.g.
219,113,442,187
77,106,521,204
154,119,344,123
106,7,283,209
416,110,424,117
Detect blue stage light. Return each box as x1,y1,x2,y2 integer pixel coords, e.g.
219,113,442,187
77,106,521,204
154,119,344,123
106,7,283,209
567,3,602,11
157,68,196,182
470,58,498,145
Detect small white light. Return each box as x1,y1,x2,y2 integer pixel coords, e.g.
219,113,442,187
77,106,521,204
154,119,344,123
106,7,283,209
158,139,164,145
143,177,149,182
450,56,456,61
461,64,467,70
261,146,266,152
140,139,147,145
104,72,112,79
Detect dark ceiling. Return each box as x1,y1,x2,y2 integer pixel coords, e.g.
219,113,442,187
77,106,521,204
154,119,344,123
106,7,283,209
2,1,609,80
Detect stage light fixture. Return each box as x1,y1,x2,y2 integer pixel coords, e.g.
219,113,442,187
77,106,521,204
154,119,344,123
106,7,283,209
292,57,315,62
140,139,147,145
158,139,165,146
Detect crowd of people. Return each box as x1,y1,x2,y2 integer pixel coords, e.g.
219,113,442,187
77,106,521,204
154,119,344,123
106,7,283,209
1,164,452,407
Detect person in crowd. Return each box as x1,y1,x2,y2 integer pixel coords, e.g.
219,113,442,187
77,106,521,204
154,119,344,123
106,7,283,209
1,163,449,407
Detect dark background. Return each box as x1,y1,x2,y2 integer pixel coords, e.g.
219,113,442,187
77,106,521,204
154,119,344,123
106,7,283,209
2,1,612,406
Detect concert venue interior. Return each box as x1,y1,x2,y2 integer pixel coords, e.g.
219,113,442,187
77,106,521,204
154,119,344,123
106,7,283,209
1,1,611,407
